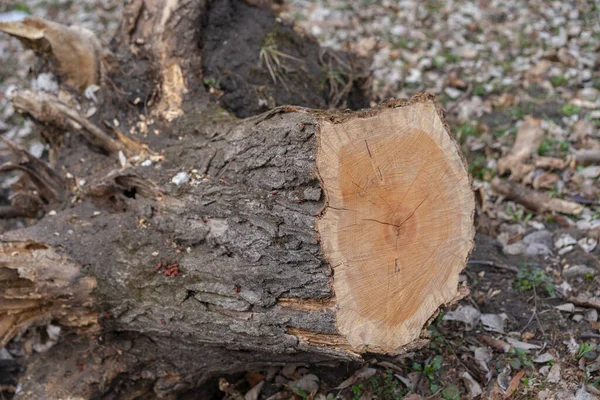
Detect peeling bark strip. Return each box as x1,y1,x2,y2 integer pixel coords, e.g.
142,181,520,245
0,242,97,347
316,96,475,353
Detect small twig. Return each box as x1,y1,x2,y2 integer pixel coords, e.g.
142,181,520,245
520,286,545,334
245,104,311,126
446,84,473,114
467,259,519,273
426,387,444,399
580,332,600,340
446,341,481,381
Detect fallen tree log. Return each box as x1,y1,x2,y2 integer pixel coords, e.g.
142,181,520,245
0,0,474,398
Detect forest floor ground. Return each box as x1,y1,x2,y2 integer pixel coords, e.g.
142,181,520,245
2,1,600,399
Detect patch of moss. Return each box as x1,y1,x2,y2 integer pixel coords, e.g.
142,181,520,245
13,3,31,13
561,103,580,116
550,75,568,87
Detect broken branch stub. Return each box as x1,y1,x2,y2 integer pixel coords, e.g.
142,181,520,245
0,136,67,205
491,177,583,215
11,90,126,154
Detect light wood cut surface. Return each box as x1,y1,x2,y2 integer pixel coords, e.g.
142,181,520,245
316,98,474,353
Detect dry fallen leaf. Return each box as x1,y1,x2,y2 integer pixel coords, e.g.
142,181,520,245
244,380,264,400
505,370,526,397
521,332,535,341
525,60,551,82
481,313,507,333
291,374,319,397
506,337,541,351
492,93,516,108
442,305,481,330
461,371,483,398
332,366,376,390
497,116,544,180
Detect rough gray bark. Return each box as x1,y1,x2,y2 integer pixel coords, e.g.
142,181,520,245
3,108,358,399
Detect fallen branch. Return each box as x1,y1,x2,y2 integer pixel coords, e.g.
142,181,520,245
12,90,126,154
491,177,583,215
574,149,600,165
568,294,600,311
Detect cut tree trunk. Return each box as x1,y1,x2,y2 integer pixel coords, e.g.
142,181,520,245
0,0,474,398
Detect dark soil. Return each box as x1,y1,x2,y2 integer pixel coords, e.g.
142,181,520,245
201,0,370,117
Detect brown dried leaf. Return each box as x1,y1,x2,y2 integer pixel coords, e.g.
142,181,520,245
0,19,44,39
245,372,265,388
521,332,535,341
532,172,559,190
534,156,569,170
244,380,264,400
492,93,515,108
352,37,378,58
333,374,357,390
505,370,525,398
497,116,544,180
447,71,467,89
557,47,577,66
525,60,551,82
478,335,510,353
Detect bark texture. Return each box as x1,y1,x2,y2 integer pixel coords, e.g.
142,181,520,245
0,0,473,398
